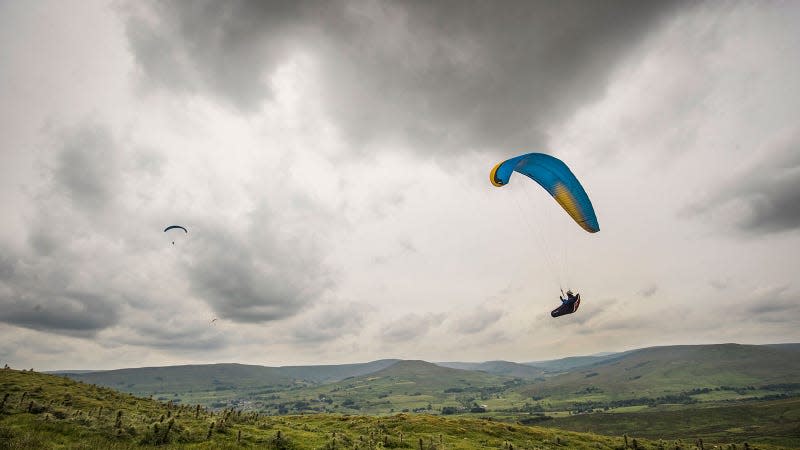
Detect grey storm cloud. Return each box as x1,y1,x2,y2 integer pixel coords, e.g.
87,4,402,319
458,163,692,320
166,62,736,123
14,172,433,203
0,251,14,281
735,175,800,234
125,1,305,110
185,221,334,323
747,297,799,317
0,290,120,338
739,286,799,324
111,323,230,351
123,0,684,154
53,126,119,211
684,129,800,234
0,124,126,336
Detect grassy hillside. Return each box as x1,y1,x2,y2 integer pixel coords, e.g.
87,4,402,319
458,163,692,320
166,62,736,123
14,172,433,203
765,343,800,353
537,398,800,448
435,361,545,379
251,360,522,415
272,360,400,384
517,344,800,406
61,360,402,396
366,360,510,386
60,363,296,397
7,368,772,450
523,352,628,373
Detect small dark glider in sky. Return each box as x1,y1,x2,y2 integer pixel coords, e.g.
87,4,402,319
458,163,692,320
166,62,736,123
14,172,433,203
164,225,188,245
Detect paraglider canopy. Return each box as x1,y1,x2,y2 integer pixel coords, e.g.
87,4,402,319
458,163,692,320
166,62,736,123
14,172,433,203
490,153,599,233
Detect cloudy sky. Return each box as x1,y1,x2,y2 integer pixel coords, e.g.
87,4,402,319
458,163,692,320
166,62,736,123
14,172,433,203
1,0,799,371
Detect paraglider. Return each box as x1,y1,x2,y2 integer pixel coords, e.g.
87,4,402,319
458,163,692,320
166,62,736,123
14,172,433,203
551,290,581,317
490,153,598,318
163,225,188,245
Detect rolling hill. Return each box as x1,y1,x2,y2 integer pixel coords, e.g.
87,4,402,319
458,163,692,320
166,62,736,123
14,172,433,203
59,359,400,397
54,343,800,417
254,360,521,415
539,397,800,448
436,360,546,378
517,343,800,402
523,351,629,373
270,359,400,383
365,360,511,386
59,363,295,396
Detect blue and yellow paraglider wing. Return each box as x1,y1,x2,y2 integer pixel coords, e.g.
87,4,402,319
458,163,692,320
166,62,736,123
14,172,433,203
490,153,599,233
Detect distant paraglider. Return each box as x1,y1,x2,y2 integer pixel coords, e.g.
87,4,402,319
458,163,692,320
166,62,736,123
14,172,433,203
163,225,188,245
164,225,188,233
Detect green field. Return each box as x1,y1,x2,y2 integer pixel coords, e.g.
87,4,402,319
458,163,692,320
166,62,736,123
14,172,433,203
537,398,800,448
514,344,800,403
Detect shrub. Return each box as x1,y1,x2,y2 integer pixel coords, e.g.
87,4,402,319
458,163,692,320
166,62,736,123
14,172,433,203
28,402,47,414
268,430,297,450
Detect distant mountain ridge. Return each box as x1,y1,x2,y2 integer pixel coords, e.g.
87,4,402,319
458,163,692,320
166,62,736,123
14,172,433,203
269,359,400,383
341,359,511,390
57,343,800,405
436,360,545,378
522,351,631,373
516,343,800,400
59,359,400,395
